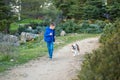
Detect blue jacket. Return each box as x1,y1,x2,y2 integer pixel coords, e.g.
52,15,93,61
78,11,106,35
44,27,55,42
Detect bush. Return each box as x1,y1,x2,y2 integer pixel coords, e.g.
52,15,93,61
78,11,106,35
56,20,104,35
94,20,106,29
0,19,7,32
56,20,82,36
77,19,120,80
18,23,46,34
100,20,120,44
79,20,103,33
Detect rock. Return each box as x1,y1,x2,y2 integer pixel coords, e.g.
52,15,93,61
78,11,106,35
60,30,66,36
3,34,20,46
26,26,33,32
28,26,32,30
20,32,39,43
0,33,4,42
10,59,14,62
20,32,27,43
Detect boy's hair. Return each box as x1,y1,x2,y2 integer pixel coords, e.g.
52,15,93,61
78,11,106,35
50,22,55,26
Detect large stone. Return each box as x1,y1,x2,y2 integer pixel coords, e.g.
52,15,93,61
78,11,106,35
20,32,27,43
60,30,66,36
0,33,4,42
20,32,39,43
3,34,20,46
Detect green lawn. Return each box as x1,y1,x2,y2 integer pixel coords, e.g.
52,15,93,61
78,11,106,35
17,18,42,24
10,19,42,31
0,34,99,72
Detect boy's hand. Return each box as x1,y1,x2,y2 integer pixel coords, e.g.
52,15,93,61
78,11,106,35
50,33,52,35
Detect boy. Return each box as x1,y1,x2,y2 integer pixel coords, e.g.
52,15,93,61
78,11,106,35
44,23,55,59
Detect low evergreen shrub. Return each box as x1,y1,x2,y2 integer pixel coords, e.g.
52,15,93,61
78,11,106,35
77,19,120,80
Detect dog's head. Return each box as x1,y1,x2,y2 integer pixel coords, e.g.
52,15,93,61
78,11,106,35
71,44,76,50
71,43,80,51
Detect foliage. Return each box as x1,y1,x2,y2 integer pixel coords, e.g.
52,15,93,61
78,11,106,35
82,0,103,19
56,20,79,33
20,0,59,20
100,23,113,43
56,20,105,35
0,0,13,33
0,20,7,32
10,19,47,34
100,19,120,44
105,3,120,21
53,0,83,19
17,23,46,34
53,0,120,20
79,20,103,33
77,20,120,80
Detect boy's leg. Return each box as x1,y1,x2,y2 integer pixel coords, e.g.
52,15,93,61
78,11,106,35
47,42,51,58
49,42,54,59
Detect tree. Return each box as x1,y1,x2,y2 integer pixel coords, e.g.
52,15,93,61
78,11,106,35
20,0,58,20
10,0,22,20
0,0,13,33
53,0,80,19
53,0,120,20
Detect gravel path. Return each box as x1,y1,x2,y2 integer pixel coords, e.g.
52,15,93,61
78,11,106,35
0,37,100,80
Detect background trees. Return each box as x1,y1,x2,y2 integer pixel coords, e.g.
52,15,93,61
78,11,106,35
0,0,13,33
1,0,120,33
53,0,120,21
20,0,59,20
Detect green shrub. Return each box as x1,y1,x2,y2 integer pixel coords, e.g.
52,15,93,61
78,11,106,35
80,20,103,33
100,20,120,44
56,20,104,35
94,20,106,29
56,20,80,36
57,20,80,33
18,26,26,34
0,19,7,32
77,20,120,80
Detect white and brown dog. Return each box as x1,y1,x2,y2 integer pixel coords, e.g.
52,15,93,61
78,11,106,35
71,43,80,56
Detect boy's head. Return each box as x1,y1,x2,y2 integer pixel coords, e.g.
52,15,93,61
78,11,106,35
50,23,55,30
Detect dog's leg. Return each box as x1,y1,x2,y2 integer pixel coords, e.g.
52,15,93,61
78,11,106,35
74,51,77,56
76,50,79,55
73,50,76,56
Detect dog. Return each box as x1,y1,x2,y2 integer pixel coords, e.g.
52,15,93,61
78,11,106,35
71,43,80,56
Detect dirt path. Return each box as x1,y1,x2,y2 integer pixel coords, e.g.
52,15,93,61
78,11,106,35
0,37,100,80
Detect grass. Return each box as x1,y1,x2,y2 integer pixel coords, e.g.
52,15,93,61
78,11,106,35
0,34,99,72
18,19,42,24
10,19,42,31
10,23,19,31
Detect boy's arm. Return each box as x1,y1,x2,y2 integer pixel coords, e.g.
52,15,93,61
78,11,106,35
53,30,55,42
44,30,52,37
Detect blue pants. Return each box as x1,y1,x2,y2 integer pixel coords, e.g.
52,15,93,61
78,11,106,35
47,42,54,59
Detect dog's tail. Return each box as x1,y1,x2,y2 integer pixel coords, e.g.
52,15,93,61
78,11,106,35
76,44,80,52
